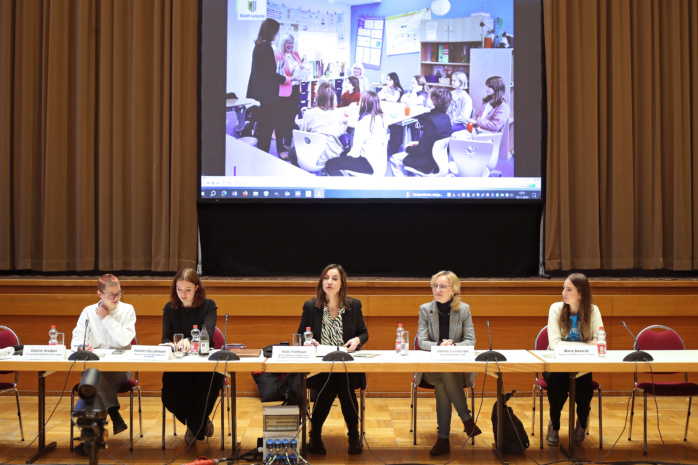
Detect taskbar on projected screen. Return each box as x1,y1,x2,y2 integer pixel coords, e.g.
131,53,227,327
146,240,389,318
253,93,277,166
200,187,541,200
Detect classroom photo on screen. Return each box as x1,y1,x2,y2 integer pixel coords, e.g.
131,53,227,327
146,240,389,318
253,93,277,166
200,0,541,200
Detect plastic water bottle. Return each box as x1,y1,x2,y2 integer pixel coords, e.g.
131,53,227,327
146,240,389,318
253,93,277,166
48,325,58,345
597,326,607,357
395,323,404,353
199,326,209,356
303,327,313,346
190,325,201,354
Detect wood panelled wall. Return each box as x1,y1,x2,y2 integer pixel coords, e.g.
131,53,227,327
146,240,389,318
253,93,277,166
1,278,697,397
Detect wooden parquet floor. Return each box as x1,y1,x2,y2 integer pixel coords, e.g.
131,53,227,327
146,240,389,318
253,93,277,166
1,393,697,465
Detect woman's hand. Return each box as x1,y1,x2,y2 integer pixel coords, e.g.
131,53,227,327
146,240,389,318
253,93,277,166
440,339,454,346
344,337,361,352
405,141,419,148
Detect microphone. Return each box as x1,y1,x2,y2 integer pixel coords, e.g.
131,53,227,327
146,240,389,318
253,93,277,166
621,321,653,362
209,313,239,361
475,320,507,362
69,317,99,361
322,350,354,361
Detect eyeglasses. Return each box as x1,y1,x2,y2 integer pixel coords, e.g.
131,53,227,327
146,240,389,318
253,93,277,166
102,290,124,300
430,284,451,291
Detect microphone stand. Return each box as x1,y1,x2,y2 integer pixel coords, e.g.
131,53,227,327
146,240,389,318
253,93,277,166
475,320,507,361
69,317,99,361
621,321,653,362
209,313,239,361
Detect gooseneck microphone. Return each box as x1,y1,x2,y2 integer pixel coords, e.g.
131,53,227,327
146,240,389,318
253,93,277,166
209,312,239,361
69,317,100,361
621,321,653,362
475,320,507,362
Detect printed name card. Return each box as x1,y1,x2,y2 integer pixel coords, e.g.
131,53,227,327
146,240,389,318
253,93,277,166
431,345,475,361
131,345,172,361
554,345,597,359
272,346,315,361
22,345,66,360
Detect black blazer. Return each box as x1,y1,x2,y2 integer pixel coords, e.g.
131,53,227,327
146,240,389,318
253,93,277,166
246,41,286,104
403,110,452,174
297,297,369,348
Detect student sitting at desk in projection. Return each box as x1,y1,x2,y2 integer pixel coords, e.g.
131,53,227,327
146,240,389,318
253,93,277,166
298,264,368,456
416,271,480,456
390,87,453,175
286,82,348,169
544,273,603,447
160,268,224,446
70,274,137,456
378,72,404,102
325,90,387,176
469,75,510,133
447,72,473,132
401,75,430,142
338,76,361,108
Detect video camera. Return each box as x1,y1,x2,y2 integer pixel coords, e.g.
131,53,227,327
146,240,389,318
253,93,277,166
71,368,108,465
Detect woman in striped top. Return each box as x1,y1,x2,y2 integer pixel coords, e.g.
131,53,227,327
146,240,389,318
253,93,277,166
297,264,369,455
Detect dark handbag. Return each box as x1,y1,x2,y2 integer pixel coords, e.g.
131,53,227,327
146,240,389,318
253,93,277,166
491,390,530,454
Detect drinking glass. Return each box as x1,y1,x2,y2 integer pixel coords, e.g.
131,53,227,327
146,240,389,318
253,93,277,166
56,333,65,347
400,330,409,356
291,334,302,346
173,333,184,358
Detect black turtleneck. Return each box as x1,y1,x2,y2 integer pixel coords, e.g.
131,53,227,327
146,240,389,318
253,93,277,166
436,300,452,344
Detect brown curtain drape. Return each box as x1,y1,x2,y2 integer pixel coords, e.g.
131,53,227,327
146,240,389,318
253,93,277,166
0,0,198,272
544,0,698,271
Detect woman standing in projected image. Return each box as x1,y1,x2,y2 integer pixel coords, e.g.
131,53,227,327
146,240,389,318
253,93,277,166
247,18,298,154
160,269,224,446
298,264,368,456
544,273,603,447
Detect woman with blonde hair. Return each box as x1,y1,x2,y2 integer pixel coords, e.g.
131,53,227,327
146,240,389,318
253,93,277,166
415,271,480,456
447,71,473,131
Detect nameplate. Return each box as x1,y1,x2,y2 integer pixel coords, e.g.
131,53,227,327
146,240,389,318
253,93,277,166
130,345,172,361
272,346,315,361
432,346,475,361
554,345,598,359
22,345,66,360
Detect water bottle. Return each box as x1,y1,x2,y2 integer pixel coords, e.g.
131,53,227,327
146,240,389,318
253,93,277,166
395,323,404,353
597,326,607,357
190,325,201,354
303,327,313,346
199,326,209,356
48,325,58,345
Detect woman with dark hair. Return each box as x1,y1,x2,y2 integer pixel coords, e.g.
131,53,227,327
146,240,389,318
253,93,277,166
287,82,348,169
378,72,404,102
161,268,224,445
247,18,297,154
338,76,361,108
390,87,453,175
298,264,368,455
544,273,603,447
416,271,480,456
470,75,510,133
326,91,387,176
274,33,305,160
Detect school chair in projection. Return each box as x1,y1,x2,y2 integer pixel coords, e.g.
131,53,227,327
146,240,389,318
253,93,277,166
449,139,496,177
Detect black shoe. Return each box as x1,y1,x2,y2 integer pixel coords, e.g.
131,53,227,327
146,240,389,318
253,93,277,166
463,417,482,438
308,430,326,455
113,421,128,435
348,433,362,454
72,441,89,457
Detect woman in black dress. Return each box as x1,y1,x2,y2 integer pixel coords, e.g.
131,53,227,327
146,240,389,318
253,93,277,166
161,268,224,445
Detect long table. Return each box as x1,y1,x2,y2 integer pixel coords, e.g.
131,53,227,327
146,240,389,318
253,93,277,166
0,353,265,463
265,349,544,465
533,349,698,457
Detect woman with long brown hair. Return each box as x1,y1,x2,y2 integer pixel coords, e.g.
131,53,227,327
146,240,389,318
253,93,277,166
161,268,224,445
297,264,368,455
544,273,604,447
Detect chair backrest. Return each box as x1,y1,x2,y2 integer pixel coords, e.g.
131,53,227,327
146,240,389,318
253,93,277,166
534,326,549,351
214,327,226,350
0,325,19,349
293,129,326,172
431,137,451,176
472,131,503,170
413,334,420,351
635,325,684,351
449,138,494,177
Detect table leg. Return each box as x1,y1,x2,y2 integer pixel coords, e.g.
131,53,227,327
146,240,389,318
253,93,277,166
491,373,509,465
559,372,577,459
230,372,238,454
26,371,56,464
301,374,307,456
